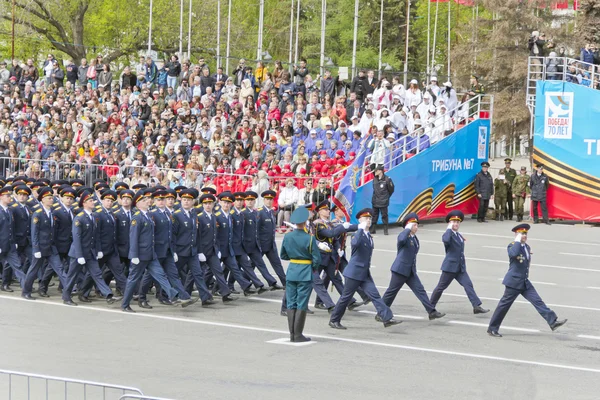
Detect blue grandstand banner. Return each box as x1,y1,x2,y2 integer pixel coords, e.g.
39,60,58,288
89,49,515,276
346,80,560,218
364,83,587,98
351,119,490,223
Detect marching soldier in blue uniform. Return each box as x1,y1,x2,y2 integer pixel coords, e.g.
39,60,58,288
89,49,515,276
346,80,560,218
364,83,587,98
25,181,44,212
61,190,120,306
38,186,75,296
229,191,268,292
429,210,489,314
380,212,446,320
113,189,135,276
172,189,214,305
138,189,198,308
121,189,182,312
329,209,401,329
242,191,282,290
11,185,33,273
280,207,321,342
78,190,128,302
215,192,257,296
197,193,237,303
165,189,178,213
21,187,67,299
1,185,26,292
487,224,567,337
257,190,287,287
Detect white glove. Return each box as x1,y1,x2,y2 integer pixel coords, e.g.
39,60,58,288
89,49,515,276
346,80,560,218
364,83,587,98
198,253,207,262
283,221,297,230
34,252,41,259
358,222,367,231
317,242,330,252
247,255,251,261
342,222,351,229
131,258,140,265
405,222,415,231
173,253,178,262
447,222,453,230
515,233,522,243
77,257,85,265
337,249,344,257
217,251,221,259
97,251,104,260
0,248,2,254
15,244,18,249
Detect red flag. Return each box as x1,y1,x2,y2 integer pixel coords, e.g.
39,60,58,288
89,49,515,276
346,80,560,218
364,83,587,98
574,0,578,9
454,0,474,5
552,0,569,8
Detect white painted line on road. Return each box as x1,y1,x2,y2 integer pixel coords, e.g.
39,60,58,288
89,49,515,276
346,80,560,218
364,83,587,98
418,270,442,275
587,287,600,290
560,252,600,258
418,229,600,247
2,295,599,375
482,246,506,250
358,310,425,320
578,335,600,341
448,320,540,333
495,278,556,286
267,338,316,346
374,286,600,312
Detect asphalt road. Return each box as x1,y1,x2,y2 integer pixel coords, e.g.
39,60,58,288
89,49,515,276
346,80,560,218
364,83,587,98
0,219,599,400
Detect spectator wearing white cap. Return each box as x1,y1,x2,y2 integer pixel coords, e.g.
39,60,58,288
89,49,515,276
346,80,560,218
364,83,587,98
427,76,440,98
440,81,458,116
417,92,433,121
367,127,391,170
391,76,406,104
404,79,423,110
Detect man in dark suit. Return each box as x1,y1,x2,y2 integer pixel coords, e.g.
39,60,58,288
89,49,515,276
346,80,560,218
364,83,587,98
346,99,364,122
0,185,26,292
212,67,228,86
172,189,214,305
197,193,236,303
329,208,401,330
62,190,120,306
487,224,567,337
21,187,67,299
429,210,489,314
215,192,256,296
380,212,446,320
257,190,286,287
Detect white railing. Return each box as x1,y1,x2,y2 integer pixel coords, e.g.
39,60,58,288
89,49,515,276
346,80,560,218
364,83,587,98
119,395,176,400
330,94,493,189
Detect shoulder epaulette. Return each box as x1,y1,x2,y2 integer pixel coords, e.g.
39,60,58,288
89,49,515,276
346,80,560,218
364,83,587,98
150,209,158,212
11,203,18,207
134,211,140,216
174,209,181,214
230,210,235,215
215,211,221,216
241,208,247,211
257,207,263,211
77,212,84,217
35,209,42,213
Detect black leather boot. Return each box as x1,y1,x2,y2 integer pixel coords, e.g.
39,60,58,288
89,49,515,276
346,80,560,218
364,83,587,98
383,225,389,235
287,309,296,342
294,310,311,342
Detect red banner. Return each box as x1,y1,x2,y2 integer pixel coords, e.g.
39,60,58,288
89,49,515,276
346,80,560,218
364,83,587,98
535,185,600,222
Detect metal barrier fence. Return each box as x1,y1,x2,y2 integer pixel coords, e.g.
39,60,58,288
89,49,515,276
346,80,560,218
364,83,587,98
0,157,60,180
55,161,111,187
119,395,176,400
0,369,144,399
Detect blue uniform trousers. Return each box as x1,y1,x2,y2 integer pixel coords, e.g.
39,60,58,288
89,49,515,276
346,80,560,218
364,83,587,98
177,256,212,301
121,259,177,308
233,254,265,288
322,257,369,302
1,248,25,285
248,250,277,287
141,256,191,301
280,269,335,312
330,276,393,323
62,258,112,301
39,253,69,292
285,281,313,310
221,255,251,291
23,255,65,295
81,253,127,297
262,247,286,286
382,271,435,313
430,271,482,307
200,254,231,297
488,283,557,332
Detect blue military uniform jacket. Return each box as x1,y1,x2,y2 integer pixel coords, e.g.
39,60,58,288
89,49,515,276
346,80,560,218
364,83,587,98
129,210,156,261
257,206,277,253
93,207,118,256
0,205,16,253
241,208,261,254
280,229,321,281
52,202,73,254
197,211,220,256
390,228,420,277
31,207,58,257
150,208,175,258
11,202,31,249
343,228,374,282
230,208,246,256
215,210,235,258
69,210,99,260
25,196,41,213
314,219,346,265
440,229,466,273
114,207,133,258
172,208,198,257
502,241,531,291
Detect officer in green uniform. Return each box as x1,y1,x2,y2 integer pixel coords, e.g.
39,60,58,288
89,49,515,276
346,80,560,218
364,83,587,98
468,75,485,96
280,207,321,343
501,158,517,220
512,166,531,222
493,173,508,221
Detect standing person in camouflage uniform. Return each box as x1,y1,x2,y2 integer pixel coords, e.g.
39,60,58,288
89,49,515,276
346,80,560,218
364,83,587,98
501,158,517,220
512,166,531,222
494,173,508,221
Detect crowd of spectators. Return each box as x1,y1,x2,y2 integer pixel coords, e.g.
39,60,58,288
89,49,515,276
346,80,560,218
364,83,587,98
0,52,471,228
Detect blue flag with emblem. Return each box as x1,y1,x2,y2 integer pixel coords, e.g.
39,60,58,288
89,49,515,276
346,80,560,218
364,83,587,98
333,142,368,220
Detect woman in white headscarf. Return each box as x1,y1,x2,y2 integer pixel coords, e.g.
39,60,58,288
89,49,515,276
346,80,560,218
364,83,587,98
373,79,393,110
374,107,392,131
404,79,423,109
